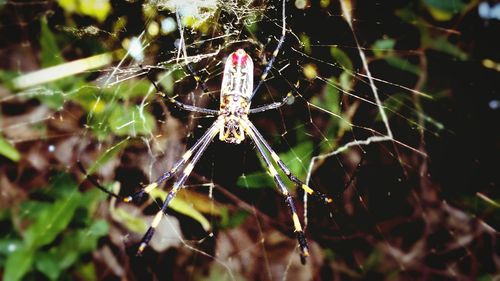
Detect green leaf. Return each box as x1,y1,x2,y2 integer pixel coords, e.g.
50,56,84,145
113,207,149,234
330,47,353,71
236,172,275,189
423,0,466,21
0,136,20,161
428,37,468,60
49,237,79,270
78,188,106,215
33,220,108,278
4,173,108,281
155,70,177,95
108,105,156,136
24,192,81,248
279,140,313,180
0,70,18,89
66,229,100,254
300,34,312,54
79,0,111,22
219,208,249,229
426,6,454,21
171,198,211,232
245,15,259,34
40,17,63,67
71,86,103,112
150,189,212,232
45,173,80,199
339,71,353,92
310,77,341,114
57,0,77,12
76,262,97,281
0,239,23,256
118,79,152,100
380,93,411,121
372,38,396,57
35,252,61,281
423,0,465,13
385,57,421,75
177,190,224,216
88,219,109,237
58,0,111,22
4,245,35,281
19,201,53,221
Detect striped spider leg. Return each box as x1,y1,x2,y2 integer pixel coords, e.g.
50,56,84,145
218,49,333,264
135,119,222,253
242,119,333,205
239,118,310,264
79,120,223,254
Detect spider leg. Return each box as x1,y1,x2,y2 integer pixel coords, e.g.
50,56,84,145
165,95,219,115
185,63,211,95
250,0,287,100
243,119,333,205
184,63,219,101
249,93,293,114
241,119,309,264
144,66,219,115
136,119,221,255
124,120,221,203
77,161,124,200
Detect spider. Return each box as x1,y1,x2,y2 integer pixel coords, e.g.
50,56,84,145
80,0,333,264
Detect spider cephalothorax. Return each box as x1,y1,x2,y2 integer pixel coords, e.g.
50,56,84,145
219,94,250,143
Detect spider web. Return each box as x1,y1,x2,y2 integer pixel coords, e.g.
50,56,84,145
1,0,499,280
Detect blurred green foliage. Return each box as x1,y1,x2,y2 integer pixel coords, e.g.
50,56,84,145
218,208,249,229
29,16,159,141
57,0,111,22
423,0,467,20
0,136,20,162
0,174,108,281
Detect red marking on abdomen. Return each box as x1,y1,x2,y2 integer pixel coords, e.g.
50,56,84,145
231,51,248,66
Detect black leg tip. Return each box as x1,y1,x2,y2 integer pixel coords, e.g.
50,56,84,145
300,254,308,265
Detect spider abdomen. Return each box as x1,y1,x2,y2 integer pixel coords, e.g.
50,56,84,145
219,49,254,143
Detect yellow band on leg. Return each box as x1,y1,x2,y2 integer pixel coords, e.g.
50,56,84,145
145,182,158,193
292,212,303,232
138,243,147,253
151,211,163,228
269,165,278,177
301,184,314,195
182,150,193,160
